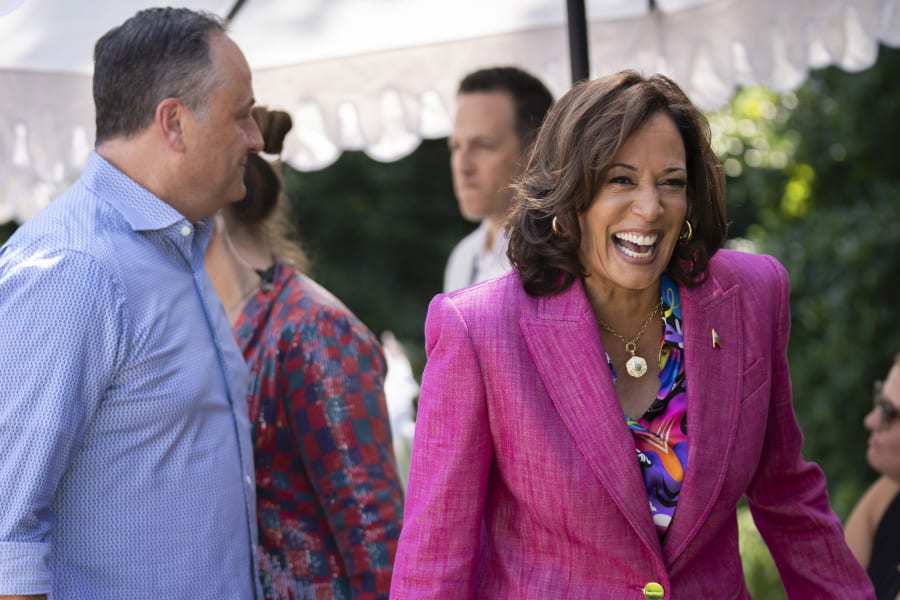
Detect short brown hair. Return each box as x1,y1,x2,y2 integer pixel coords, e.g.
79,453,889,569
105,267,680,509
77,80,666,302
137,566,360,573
458,67,554,151
507,70,727,296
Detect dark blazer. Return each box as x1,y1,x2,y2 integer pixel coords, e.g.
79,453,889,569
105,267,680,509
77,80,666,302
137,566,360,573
391,249,873,599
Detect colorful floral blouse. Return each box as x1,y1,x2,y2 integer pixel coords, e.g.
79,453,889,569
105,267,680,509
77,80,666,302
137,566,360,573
235,260,404,600
608,275,687,538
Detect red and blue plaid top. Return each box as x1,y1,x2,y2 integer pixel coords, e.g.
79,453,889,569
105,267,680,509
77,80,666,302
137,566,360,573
235,260,404,600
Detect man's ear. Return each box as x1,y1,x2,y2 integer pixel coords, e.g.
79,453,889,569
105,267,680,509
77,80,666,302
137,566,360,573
156,97,187,152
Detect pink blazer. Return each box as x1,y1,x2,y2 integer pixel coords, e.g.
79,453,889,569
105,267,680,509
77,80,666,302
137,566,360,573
391,250,873,599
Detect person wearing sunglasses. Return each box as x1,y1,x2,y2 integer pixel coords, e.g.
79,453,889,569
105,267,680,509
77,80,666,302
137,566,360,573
845,353,900,599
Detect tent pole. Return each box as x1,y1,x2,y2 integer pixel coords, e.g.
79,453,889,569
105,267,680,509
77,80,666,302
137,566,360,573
566,0,589,84
225,0,248,25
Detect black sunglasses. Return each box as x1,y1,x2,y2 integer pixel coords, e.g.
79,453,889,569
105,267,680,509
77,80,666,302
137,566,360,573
873,380,899,430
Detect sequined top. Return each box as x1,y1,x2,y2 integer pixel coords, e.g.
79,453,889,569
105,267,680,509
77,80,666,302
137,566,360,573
609,275,688,537
235,261,404,600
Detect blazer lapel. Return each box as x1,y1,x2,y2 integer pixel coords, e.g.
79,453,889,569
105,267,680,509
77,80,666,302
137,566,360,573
520,279,662,557
662,274,743,566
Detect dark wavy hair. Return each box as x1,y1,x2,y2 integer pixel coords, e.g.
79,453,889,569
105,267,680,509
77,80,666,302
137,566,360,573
507,70,727,297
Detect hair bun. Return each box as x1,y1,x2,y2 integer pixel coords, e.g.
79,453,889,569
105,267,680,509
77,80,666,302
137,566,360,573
251,106,293,155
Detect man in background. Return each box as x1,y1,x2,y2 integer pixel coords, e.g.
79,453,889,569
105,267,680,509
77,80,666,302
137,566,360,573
0,8,264,599
444,66,554,292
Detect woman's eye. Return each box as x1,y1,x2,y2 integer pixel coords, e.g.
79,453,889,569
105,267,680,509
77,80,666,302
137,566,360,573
662,178,687,188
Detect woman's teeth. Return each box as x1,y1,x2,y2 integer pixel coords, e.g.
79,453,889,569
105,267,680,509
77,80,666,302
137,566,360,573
614,232,658,259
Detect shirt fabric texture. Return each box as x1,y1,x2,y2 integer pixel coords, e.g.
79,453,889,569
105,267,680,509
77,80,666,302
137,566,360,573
443,221,511,293
235,260,404,600
0,152,261,599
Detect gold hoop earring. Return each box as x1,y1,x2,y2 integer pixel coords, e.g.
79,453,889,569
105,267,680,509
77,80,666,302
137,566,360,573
679,220,693,242
551,216,569,238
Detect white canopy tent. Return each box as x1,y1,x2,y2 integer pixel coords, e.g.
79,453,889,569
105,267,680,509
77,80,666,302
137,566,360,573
1,0,898,223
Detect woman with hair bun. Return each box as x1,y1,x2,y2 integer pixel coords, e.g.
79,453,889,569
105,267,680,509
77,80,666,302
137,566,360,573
206,106,404,600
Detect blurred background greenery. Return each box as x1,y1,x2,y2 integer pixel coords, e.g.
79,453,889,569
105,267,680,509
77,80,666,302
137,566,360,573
3,44,898,598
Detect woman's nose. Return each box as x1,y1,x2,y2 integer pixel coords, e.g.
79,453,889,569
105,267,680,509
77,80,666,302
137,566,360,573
631,183,663,219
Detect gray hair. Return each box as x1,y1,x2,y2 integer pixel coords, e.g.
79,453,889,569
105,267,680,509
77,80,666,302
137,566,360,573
93,7,226,143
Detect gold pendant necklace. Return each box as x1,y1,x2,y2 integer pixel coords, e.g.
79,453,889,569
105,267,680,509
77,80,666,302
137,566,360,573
596,301,663,378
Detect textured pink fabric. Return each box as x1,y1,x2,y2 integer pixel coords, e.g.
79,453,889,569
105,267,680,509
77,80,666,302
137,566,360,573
391,250,873,600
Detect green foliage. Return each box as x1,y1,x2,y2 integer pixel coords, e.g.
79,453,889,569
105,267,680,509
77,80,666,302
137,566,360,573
719,45,900,516
708,85,796,235
0,221,15,245
283,138,472,372
761,189,900,514
739,505,787,599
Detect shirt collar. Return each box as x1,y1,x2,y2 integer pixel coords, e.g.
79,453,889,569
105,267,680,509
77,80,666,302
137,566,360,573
476,220,509,259
80,150,190,233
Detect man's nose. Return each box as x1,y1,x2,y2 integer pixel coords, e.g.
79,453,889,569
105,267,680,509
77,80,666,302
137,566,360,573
454,149,476,175
247,120,264,153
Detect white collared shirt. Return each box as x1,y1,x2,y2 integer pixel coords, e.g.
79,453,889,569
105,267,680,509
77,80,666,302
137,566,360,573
443,220,512,292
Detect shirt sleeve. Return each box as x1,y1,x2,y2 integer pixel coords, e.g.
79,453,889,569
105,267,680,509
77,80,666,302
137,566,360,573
0,248,123,595
744,255,874,599
390,294,493,599
283,308,404,599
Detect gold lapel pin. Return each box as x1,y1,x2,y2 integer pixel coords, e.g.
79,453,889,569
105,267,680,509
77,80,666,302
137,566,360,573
712,328,722,348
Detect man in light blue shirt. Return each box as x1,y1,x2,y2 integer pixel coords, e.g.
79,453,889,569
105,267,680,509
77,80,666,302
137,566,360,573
0,8,264,599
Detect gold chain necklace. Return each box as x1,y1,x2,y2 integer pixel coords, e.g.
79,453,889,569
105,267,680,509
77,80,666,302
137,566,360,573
596,301,663,378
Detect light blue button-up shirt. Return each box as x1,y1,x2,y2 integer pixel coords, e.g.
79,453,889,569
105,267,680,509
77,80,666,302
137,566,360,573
0,152,261,599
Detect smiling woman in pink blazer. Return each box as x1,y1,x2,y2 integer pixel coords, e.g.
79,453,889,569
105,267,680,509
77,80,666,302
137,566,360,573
390,71,873,599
